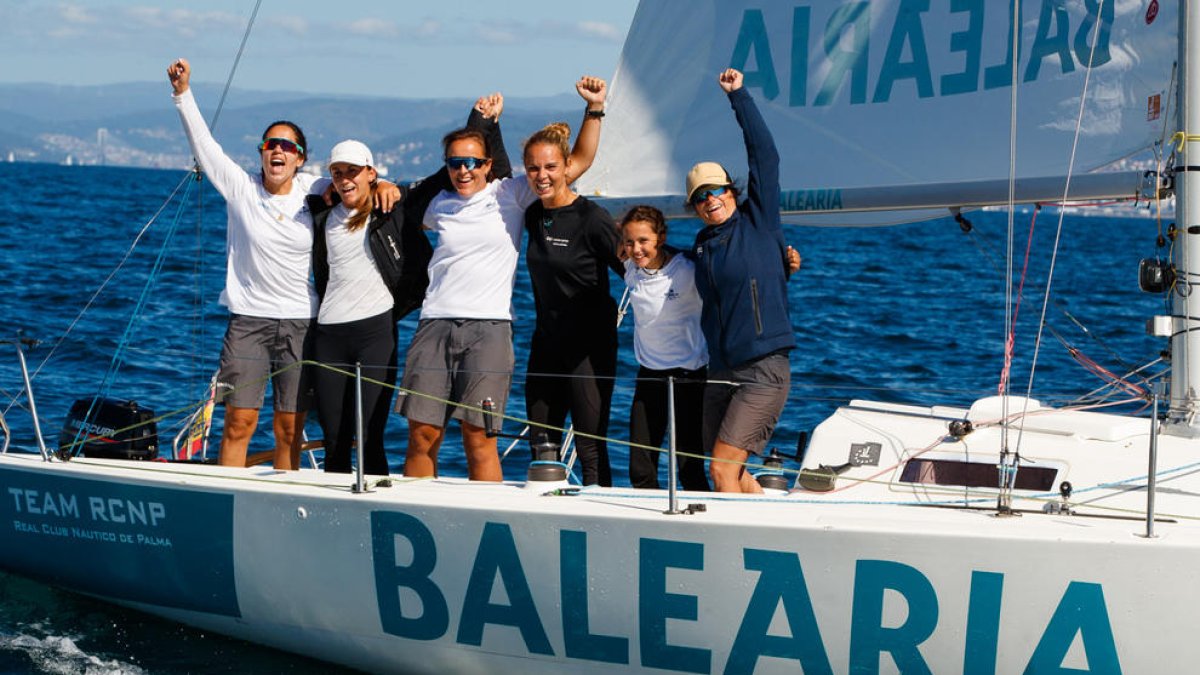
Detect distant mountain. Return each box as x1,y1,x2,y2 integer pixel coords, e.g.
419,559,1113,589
0,81,580,180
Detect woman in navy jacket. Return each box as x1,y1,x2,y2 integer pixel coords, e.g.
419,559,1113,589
689,68,797,493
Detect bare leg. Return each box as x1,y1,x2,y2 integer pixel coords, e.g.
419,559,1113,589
710,440,762,494
219,405,258,467
272,410,305,471
405,420,444,477
462,422,502,482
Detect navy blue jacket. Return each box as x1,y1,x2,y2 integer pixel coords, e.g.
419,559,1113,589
692,87,795,372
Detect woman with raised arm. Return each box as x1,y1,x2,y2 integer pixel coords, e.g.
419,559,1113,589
688,68,798,494
521,78,618,486
167,58,398,471
307,96,507,475
400,77,606,482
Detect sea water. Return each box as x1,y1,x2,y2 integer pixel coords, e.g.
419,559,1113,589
0,162,1167,672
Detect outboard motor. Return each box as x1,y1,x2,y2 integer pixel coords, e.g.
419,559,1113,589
58,398,157,460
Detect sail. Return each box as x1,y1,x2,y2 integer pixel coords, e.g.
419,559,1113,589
579,0,1176,223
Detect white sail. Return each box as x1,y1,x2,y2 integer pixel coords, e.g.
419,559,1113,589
579,0,1175,223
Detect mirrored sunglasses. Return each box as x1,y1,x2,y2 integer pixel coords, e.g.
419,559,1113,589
691,185,729,205
258,137,304,155
446,156,489,171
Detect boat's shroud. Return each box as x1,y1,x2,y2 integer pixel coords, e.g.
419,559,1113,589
1,395,1193,674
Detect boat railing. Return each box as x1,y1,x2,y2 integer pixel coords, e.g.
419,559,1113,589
2,335,49,461
8,345,1171,525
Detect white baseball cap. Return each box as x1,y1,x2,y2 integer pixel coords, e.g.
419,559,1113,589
327,140,373,169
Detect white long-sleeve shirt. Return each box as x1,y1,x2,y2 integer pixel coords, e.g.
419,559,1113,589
173,88,326,319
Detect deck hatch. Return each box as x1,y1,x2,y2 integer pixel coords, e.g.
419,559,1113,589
899,458,1057,491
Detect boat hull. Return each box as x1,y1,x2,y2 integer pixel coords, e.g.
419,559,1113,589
0,451,1193,674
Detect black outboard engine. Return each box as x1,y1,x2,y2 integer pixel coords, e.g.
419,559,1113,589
58,398,158,460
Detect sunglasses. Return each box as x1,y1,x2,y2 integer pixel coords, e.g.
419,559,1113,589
258,137,304,155
691,185,729,205
446,156,490,171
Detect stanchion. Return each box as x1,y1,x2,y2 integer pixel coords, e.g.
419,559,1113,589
1145,383,1162,538
664,376,681,514
353,362,367,494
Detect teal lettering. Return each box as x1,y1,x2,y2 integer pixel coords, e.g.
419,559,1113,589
561,530,628,664
780,190,842,212
1025,581,1121,675
815,2,870,106
1024,0,1074,82
726,549,832,675
639,538,710,673
984,0,1023,90
873,0,933,102
964,571,1004,675
941,0,984,96
457,522,553,655
849,560,937,675
731,9,779,101
1074,0,1113,68
371,512,449,641
788,7,811,106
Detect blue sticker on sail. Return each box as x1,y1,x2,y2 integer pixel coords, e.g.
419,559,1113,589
0,471,238,616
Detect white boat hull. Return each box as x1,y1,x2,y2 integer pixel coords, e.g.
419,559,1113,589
1,397,1194,674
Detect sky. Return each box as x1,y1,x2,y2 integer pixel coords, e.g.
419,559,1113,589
0,0,639,98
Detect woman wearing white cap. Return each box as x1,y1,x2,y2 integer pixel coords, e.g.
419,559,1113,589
167,58,399,471
688,68,799,493
309,96,511,474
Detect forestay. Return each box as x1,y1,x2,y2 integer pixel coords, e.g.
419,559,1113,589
578,0,1176,224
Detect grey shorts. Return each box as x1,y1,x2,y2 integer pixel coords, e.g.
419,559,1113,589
217,314,314,412
703,353,790,456
398,319,514,429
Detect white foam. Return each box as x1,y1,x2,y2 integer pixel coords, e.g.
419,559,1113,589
0,632,145,675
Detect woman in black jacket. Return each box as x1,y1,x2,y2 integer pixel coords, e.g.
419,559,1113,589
309,99,510,474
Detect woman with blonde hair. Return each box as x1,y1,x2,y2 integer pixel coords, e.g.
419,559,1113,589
521,110,622,486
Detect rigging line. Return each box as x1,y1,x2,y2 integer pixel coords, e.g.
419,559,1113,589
998,205,1041,395
208,0,263,132
1015,0,1109,468
1000,0,1022,471
996,0,1024,510
1046,323,1154,395
1157,63,1178,242
91,177,197,412
0,171,194,420
961,212,1146,377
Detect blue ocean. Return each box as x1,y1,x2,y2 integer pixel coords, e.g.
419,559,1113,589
0,162,1167,672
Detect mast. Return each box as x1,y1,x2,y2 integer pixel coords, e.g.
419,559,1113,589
1168,0,1200,433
